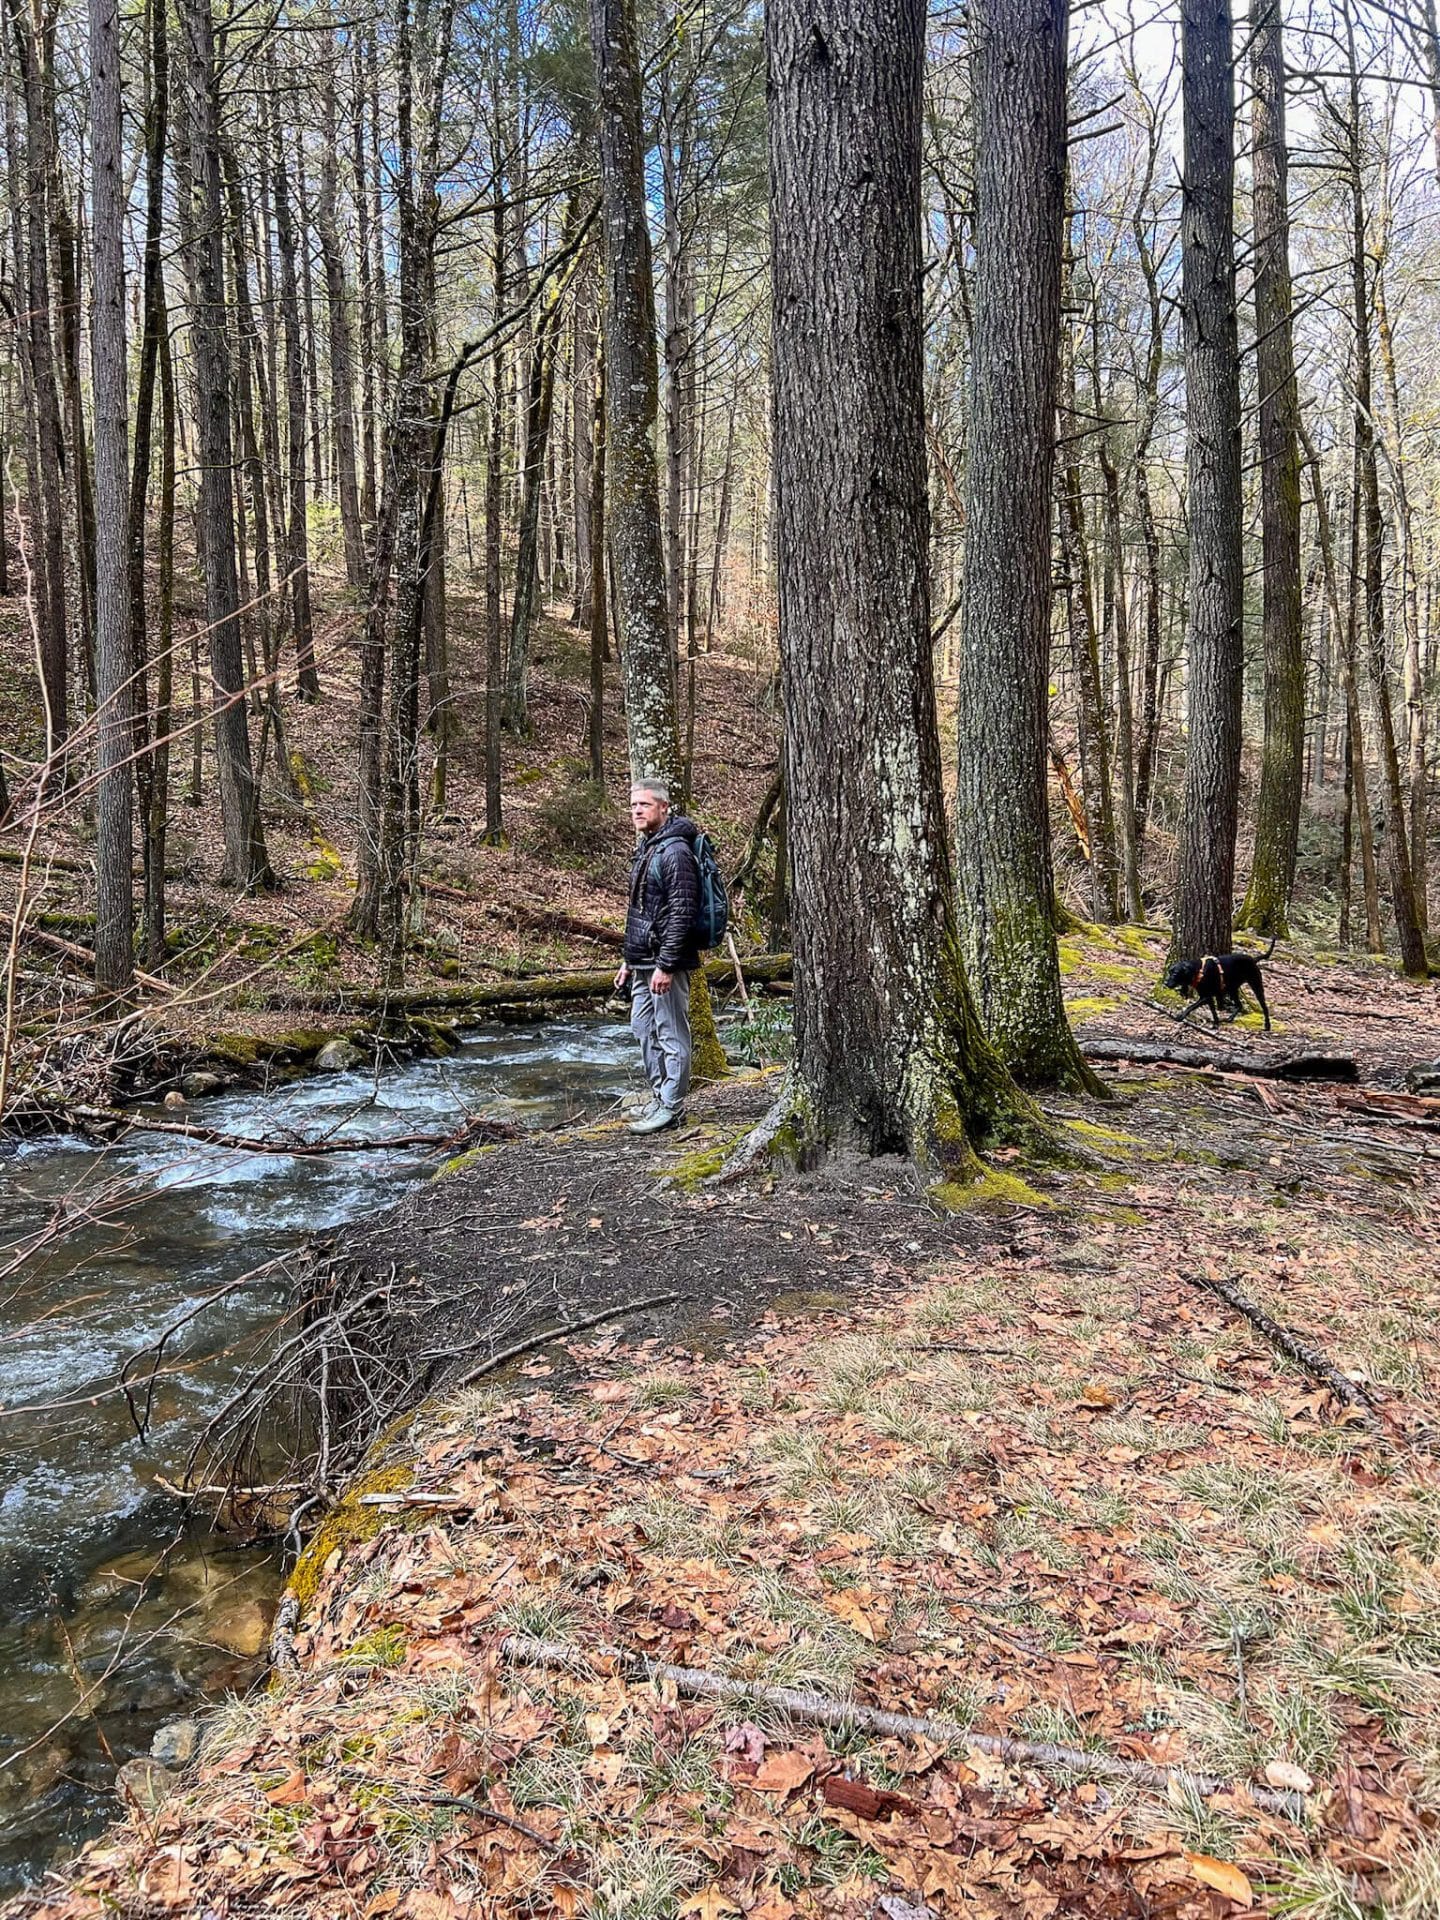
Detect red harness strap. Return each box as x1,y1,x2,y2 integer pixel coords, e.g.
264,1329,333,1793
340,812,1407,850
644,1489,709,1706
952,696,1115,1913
1194,954,1221,990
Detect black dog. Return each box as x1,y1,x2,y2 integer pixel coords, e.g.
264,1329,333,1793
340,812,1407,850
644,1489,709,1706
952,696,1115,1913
1163,937,1276,1031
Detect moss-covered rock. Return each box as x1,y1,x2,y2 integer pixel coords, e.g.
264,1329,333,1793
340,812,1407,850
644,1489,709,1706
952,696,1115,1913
286,1463,415,1611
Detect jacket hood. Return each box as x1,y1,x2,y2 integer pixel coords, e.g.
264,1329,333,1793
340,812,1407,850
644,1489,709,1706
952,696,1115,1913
643,813,697,848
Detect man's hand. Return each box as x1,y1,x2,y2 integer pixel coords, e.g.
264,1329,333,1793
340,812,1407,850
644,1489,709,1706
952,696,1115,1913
651,967,673,996
614,962,630,991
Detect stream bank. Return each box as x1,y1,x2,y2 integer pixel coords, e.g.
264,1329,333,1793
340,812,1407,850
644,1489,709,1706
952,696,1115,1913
7,1046,1437,1920
0,1017,642,1893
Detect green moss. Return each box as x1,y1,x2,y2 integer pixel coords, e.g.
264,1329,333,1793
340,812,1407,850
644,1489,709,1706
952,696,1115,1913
663,1139,730,1191
1081,960,1136,984
336,1623,408,1671
1063,995,1126,1020
1057,938,1083,977
1062,1117,1142,1149
928,1164,1052,1212
286,1462,414,1610
434,1142,500,1180
1096,1171,1133,1191
206,1032,261,1067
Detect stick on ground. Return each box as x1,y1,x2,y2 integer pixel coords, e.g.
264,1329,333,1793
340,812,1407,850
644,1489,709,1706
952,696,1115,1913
1188,1270,1381,1430
498,1632,1307,1821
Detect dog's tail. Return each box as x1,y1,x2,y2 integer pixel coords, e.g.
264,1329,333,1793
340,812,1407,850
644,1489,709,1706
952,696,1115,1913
1262,934,1278,960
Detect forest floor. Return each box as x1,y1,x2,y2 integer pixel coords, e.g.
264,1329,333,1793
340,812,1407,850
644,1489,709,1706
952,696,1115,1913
5,578,1440,1916
7,931,1439,1920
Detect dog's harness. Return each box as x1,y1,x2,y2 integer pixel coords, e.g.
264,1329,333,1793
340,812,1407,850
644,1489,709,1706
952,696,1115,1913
1193,954,1221,990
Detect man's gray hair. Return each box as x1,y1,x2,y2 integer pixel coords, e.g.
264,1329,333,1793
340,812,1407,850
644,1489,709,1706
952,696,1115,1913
630,779,670,804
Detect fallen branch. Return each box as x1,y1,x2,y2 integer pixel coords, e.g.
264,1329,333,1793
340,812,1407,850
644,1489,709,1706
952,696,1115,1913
64,1105,519,1159
506,903,626,950
498,1633,1306,1821
1188,1272,1381,1429
22,923,175,996
1082,1038,1357,1082
449,1292,683,1390
267,952,793,1017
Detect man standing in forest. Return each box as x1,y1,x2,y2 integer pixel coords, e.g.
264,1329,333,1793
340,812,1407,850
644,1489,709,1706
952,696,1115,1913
615,782,700,1135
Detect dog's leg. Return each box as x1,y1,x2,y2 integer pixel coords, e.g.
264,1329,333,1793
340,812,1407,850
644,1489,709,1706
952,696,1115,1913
1252,977,1272,1031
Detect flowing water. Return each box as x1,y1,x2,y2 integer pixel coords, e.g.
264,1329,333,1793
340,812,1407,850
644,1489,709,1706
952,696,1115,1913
0,1017,637,1892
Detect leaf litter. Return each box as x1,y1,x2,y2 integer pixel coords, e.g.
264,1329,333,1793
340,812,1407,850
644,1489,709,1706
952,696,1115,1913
8,952,1440,1920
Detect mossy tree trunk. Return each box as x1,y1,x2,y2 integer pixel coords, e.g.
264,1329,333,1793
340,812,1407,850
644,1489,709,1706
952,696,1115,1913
1237,0,1304,940
954,0,1098,1094
767,0,1032,1178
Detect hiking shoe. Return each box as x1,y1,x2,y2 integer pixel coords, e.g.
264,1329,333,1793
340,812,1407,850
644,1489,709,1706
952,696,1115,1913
622,1093,659,1118
628,1104,683,1135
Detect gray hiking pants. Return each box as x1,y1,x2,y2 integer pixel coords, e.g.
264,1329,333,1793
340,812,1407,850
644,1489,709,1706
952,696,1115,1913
629,967,692,1112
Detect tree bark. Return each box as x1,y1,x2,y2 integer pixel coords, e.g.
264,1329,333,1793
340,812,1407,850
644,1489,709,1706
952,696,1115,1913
128,0,169,966
954,0,1095,1093
1237,0,1304,939
483,186,506,844
319,40,365,590
588,340,607,783
588,0,679,788
767,0,1029,1174
271,98,320,700
1343,23,1426,976
89,0,134,996
6,0,68,756
178,0,274,890
1170,0,1244,960
571,243,597,628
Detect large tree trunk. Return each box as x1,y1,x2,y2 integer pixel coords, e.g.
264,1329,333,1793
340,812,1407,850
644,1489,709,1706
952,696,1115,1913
1170,0,1244,961
89,0,134,996
767,0,1028,1175
483,188,505,844
954,0,1094,1093
1237,0,1304,939
588,0,679,787
178,0,274,890
128,0,169,966
571,245,597,628
6,0,68,756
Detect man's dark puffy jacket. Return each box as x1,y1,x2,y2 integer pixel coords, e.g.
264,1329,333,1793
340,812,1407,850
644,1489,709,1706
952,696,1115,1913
623,816,702,972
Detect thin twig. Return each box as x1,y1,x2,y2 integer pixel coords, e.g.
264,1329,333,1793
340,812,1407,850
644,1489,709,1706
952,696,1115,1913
1188,1271,1383,1430
449,1293,683,1389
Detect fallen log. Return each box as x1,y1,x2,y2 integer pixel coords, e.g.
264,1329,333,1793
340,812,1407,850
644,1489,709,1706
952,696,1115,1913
498,1633,1306,1821
1187,1272,1381,1431
504,903,626,950
20,923,175,996
64,1104,519,1159
1081,1038,1357,1082
270,952,793,1016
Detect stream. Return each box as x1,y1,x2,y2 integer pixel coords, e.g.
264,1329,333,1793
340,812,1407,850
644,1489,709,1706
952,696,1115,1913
0,1016,637,1893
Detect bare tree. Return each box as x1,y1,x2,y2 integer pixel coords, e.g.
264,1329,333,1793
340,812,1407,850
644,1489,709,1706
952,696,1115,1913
89,0,133,994
1237,0,1304,938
